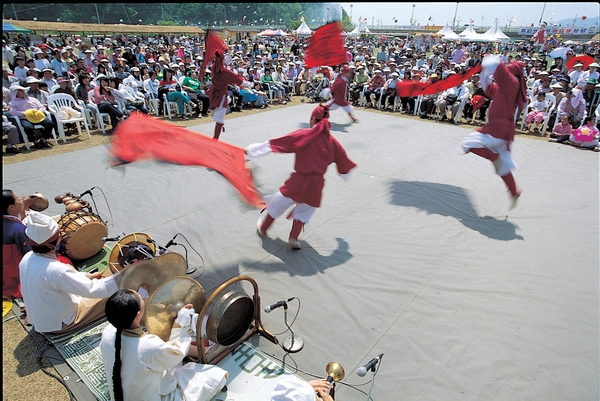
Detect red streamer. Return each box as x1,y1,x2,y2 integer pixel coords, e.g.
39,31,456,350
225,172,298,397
109,114,264,208
395,65,482,98
303,22,347,68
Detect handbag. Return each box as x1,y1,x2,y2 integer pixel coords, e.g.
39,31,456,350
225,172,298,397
444,94,458,105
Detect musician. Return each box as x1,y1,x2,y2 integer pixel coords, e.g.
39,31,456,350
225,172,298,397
248,104,357,250
2,190,33,300
18,211,132,334
100,289,228,401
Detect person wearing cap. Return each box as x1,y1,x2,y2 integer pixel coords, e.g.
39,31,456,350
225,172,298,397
95,45,110,64
350,64,369,105
462,55,527,209
269,377,333,401
53,76,78,100
568,61,585,88
33,48,51,72
248,103,357,250
8,84,55,148
25,76,49,106
40,68,58,92
434,76,469,123
581,78,598,111
576,62,599,89
365,69,386,108
18,211,132,334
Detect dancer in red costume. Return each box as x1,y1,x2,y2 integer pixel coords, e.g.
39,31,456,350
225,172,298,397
462,55,526,208
246,104,356,250
325,66,358,123
200,31,243,140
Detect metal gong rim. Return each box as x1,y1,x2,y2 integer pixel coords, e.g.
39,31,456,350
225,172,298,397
205,290,254,346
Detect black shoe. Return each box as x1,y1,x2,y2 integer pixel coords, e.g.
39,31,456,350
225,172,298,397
6,147,21,154
34,141,43,149
41,141,52,148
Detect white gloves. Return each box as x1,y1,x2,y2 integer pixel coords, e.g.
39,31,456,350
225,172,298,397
175,307,199,337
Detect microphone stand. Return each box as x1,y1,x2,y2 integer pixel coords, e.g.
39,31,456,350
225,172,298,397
365,365,377,401
281,303,303,353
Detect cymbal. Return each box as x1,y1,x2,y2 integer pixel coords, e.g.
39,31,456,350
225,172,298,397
119,260,169,294
144,276,206,342
153,252,187,277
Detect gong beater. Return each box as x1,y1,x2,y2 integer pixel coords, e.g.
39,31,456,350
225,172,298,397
196,276,278,364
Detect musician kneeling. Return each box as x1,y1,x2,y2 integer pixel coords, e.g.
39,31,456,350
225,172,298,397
19,211,132,334
100,289,228,401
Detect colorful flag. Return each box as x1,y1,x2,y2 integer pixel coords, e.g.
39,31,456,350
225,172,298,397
303,22,347,68
110,114,264,208
200,30,228,82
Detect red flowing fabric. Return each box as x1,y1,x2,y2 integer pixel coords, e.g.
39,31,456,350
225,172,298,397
200,30,228,82
109,113,264,208
395,64,482,97
303,22,347,68
566,55,595,70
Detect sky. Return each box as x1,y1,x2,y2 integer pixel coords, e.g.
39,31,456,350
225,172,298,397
336,2,599,28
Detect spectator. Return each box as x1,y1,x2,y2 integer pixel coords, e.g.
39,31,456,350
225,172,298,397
557,88,586,128
13,57,29,85
434,75,469,123
568,115,599,150
109,77,148,114
524,92,548,133
25,76,49,106
159,68,191,119
50,49,69,78
3,119,21,154
180,70,210,117
33,48,51,72
92,76,124,130
548,115,573,143
53,77,78,100
143,71,159,100
9,85,55,148
365,69,386,108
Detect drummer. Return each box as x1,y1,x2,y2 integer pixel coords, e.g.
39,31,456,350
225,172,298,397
18,211,133,334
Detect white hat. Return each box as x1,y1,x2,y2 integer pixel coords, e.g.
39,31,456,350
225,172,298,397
10,84,28,92
25,211,59,244
589,62,600,68
270,378,317,401
26,76,41,84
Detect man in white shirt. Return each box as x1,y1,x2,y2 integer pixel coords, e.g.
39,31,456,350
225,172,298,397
19,211,131,334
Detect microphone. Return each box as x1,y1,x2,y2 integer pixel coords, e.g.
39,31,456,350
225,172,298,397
264,297,295,313
79,187,95,198
164,234,178,249
357,353,384,377
102,233,123,242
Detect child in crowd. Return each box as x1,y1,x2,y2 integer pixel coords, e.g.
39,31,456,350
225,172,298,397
524,92,548,133
549,115,573,143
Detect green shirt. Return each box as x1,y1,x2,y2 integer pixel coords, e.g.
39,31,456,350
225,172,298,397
182,76,202,93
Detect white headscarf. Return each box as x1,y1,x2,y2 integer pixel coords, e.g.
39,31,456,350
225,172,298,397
570,88,584,108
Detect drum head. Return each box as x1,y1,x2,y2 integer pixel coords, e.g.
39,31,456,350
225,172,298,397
58,212,108,261
206,290,254,346
108,233,157,273
153,252,188,277
144,277,206,342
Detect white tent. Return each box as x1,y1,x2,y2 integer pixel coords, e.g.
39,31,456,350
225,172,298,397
349,18,371,36
481,21,510,42
458,24,484,42
442,30,460,41
436,23,456,36
295,19,312,35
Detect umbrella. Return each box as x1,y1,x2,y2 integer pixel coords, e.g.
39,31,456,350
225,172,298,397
548,47,571,59
2,22,33,34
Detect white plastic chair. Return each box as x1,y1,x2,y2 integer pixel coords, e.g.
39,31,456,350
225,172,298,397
10,113,59,146
520,93,556,135
47,93,90,142
413,95,424,116
4,114,31,150
87,90,112,134
162,93,192,119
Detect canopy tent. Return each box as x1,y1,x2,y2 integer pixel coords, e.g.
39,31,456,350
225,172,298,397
349,19,371,36
458,24,484,42
273,29,288,37
436,23,456,36
295,19,312,35
257,29,277,37
481,21,510,42
442,30,460,41
3,21,33,34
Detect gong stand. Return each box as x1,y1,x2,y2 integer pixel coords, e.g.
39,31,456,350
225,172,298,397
196,275,278,364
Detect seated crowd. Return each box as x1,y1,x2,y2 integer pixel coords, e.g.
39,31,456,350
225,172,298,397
3,33,600,153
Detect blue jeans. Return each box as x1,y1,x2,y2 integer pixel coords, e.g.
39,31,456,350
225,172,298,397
167,91,191,116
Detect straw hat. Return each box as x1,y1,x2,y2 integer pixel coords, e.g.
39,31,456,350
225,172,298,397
24,109,47,124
